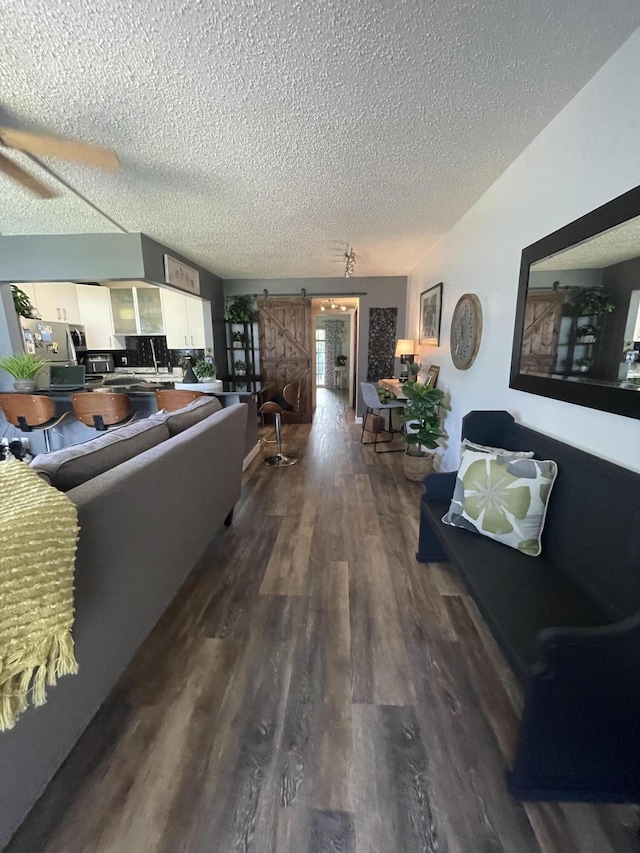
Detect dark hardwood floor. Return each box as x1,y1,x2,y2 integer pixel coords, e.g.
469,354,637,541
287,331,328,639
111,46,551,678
7,389,640,852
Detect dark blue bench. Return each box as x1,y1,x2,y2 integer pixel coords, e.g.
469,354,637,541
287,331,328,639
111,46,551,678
417,410,640,803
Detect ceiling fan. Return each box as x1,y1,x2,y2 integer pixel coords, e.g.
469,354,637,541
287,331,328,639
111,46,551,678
0,126,120,199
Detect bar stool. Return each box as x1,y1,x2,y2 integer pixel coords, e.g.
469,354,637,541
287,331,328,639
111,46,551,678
360,382,406,452
258,380,300,467
0,394,69,452
70,392,137,431
154,389,204,412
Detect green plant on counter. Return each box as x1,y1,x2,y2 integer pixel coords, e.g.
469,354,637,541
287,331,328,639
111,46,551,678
234,359,247,374
11,286,36,319
225,295,257,323
0,351,49,379
401,382,449,456
193,358,217,380
407,361,420,378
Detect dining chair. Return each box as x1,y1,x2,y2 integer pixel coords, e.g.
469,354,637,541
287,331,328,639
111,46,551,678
71,392,137,431
154,389,204,412
0,394,69,452
360,382,405,452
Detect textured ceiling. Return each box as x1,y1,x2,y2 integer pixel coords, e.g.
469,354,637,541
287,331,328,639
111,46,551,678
533,215,640,270
1,0,640,279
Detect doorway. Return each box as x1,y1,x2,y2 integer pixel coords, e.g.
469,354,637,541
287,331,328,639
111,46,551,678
311,298,359,414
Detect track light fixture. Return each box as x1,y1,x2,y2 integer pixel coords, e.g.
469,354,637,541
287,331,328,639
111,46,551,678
344,247,356,278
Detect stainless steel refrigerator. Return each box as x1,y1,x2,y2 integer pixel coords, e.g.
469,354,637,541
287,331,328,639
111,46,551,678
21,320,79,389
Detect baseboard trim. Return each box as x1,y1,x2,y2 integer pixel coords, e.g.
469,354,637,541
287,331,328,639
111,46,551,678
243,443,261,470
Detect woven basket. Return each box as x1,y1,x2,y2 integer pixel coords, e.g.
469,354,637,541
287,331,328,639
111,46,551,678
402,451,435,482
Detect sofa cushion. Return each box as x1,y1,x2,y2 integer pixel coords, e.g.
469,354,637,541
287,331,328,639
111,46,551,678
31,418,170,491
152,396,223,436
442,448,558,557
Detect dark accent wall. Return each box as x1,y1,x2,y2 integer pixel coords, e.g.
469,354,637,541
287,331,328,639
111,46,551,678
139,235,226,365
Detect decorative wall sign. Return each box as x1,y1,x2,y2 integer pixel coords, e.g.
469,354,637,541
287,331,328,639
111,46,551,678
451,293,483,370
163,255,200,296
419,282,443,345
367,307,398,381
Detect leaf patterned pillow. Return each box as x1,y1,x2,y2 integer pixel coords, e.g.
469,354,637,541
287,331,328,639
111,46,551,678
442,449,558,557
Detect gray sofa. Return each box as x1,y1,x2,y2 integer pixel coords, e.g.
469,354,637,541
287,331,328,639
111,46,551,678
0,397,248,849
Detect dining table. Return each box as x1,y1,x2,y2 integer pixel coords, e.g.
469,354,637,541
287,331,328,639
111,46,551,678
377,377,409,400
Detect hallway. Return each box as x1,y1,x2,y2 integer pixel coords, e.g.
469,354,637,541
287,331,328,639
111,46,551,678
7,395,639,852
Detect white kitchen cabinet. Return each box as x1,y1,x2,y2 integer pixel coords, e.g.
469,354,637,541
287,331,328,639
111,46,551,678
185,296,206,348
161,288,208,349
109,288,138,335
110,286,166,336
76,286,120,350
161,288,189,348
32,282,81,324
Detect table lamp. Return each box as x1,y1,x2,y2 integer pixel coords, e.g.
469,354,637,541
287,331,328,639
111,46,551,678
395,339,416,382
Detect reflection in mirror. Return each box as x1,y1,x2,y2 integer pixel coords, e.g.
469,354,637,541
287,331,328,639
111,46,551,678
511,185,640,420
521,214,640,390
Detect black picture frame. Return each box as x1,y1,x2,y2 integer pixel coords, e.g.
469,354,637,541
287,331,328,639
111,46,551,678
510,185,640,420
419,282,443,345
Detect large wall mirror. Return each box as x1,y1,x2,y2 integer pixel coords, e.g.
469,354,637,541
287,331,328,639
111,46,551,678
510,185,640,420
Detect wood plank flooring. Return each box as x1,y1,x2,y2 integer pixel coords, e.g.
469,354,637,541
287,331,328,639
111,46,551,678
6,389,640,852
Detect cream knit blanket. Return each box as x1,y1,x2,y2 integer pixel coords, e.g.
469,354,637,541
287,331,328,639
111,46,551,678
0,458,79,731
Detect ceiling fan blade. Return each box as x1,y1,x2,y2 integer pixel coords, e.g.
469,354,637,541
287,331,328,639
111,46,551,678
0,127,120,170
0,151,58,199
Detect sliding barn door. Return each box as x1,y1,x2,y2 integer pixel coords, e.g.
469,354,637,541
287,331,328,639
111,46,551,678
258,296,313,422
520,290,564,375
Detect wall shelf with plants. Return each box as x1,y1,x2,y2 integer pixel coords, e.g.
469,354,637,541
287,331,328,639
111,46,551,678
564,286,615,377
224,296,260,380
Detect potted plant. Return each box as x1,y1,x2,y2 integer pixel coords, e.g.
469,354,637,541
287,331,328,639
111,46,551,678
225,296,257,323
0,351,49,392
336,354,347,367
11,286,37,319
576,323,598,343
193,358,217,381
234,359,247,375
232,331,246,349
407,361,420,379
575,356,593,373
400,382,449,481
572,287,615,317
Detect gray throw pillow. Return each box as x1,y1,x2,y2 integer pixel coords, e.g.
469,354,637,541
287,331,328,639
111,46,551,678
31,419,169,491
160,396,223,436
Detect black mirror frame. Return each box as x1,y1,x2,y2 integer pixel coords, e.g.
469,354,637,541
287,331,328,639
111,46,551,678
510,184,640,420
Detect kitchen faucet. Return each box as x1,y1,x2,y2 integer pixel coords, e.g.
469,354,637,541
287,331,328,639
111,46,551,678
149,338,159,374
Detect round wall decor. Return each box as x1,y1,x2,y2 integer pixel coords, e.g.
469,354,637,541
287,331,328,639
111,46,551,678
450,293,483,370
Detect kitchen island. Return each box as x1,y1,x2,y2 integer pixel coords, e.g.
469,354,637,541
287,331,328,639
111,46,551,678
0,378,266,459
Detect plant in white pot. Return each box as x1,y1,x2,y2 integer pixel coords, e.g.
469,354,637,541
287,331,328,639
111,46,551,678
400,382,449,481
0,352,49,392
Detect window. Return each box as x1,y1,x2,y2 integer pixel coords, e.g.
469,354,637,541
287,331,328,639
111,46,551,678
316,328,326,386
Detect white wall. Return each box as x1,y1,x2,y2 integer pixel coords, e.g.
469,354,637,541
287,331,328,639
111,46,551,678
407,28,640,474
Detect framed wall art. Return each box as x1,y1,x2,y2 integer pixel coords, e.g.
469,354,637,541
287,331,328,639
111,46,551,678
419,282,443,345
425,364,440,387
